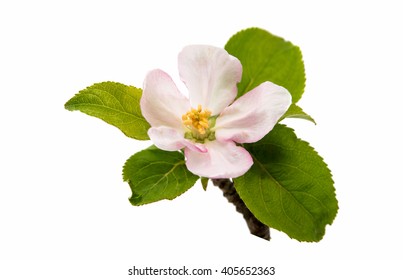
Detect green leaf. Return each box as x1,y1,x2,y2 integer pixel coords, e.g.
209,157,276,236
201,177,209,191
123,146,199,205
280,103,316,124
65,82,150,140
225,27,305,102
234,124,337,242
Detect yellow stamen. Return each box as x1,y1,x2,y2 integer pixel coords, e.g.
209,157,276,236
199,120,209,128
182,105,212,136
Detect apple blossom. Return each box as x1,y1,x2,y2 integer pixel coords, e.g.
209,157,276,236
140,45,291,179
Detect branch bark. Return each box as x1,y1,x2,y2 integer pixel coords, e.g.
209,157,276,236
212,178,271,241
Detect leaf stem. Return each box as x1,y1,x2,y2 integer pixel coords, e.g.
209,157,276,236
212,178,271,241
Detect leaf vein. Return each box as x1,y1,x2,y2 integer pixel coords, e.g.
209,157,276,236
252,155,315,224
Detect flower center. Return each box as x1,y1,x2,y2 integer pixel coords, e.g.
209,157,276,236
182,105,215,142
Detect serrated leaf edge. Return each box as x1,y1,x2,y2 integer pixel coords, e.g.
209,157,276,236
236,124,338,242
122,149,198,206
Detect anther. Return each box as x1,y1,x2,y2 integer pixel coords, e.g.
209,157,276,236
182,104,212,140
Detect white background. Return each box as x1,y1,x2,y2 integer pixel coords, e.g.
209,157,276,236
1,0,402,278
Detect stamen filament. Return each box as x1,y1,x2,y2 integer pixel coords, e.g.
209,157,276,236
182,104,213,141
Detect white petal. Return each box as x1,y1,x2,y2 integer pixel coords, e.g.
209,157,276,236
149,126,207,152
215,82,292,143
185,140,253,179
141,69,190,129
148,126,185,151
178,45,242,115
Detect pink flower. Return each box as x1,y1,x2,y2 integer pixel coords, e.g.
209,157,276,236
140,45,291,179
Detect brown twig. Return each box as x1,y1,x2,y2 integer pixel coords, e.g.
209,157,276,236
212,179,271,241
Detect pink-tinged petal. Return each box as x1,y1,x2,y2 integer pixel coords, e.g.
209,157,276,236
148,126,207,152
185,140,253,179
141,69,190,129
148,126,185,151
178,45,242,115
215,81,292,143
